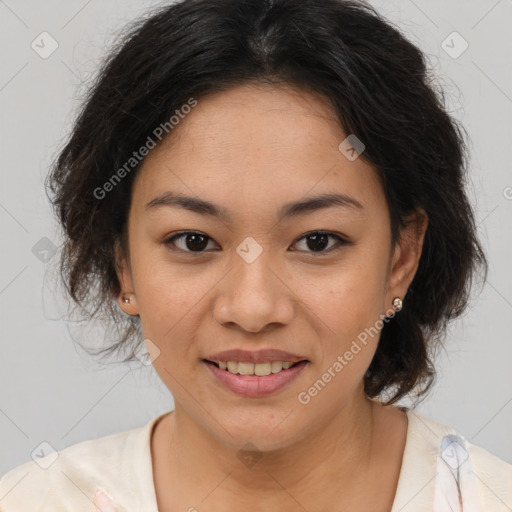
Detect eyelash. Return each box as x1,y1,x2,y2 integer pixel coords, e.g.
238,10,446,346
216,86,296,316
163,230,349,256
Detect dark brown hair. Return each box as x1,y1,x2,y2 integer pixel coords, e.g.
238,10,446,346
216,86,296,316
46,0,488,404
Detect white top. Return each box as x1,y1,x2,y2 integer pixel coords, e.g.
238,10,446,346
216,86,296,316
1,409,511,511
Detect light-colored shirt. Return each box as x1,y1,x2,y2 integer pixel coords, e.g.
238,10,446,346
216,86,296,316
1,409,511,511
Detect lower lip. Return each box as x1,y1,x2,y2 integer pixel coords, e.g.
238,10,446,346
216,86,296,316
204,360,308,397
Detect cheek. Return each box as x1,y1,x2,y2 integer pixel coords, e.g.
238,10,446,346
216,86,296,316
296,281,381,414
306,259,386,374
131,238,208,314
310,258,386,331
130,256,212,362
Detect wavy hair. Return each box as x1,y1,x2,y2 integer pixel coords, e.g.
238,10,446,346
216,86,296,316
46,0,488,404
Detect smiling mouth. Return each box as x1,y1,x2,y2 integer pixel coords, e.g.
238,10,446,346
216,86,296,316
203,359,308,376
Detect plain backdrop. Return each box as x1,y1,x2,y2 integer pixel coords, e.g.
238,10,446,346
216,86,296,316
1,0,511,476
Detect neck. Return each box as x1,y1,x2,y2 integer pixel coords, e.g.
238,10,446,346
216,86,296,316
154,390,384,509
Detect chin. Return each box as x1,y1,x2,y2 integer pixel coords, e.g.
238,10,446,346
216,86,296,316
207,408,306,452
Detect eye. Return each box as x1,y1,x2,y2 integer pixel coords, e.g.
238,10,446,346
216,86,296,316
163,230,349,255
164,231,219,253
291,231,349,255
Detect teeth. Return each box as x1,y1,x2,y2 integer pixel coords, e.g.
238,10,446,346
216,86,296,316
216,361,297,376
227,361,238,373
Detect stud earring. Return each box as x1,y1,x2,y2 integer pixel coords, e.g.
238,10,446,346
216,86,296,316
123,297,130,304
392,297,402,312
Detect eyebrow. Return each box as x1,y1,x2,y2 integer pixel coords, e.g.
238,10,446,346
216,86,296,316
145,191,364,222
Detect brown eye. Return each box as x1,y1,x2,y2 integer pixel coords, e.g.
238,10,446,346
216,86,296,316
164,230,349,256
164,232,218,253
292,231,348,255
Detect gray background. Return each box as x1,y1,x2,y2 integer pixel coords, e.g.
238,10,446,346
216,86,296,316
1,0,511,476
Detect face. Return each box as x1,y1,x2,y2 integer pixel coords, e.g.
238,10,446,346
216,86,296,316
116,82,427,451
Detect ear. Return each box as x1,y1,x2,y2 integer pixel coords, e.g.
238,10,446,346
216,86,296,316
385,208,428,310
114,237,140,316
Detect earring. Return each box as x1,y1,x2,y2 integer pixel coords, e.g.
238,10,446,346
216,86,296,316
392,297,402,312
123,297,130,304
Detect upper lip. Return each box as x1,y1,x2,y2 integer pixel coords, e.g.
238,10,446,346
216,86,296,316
204,349,308,364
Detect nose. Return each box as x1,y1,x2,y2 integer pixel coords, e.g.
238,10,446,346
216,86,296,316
213,251,295,333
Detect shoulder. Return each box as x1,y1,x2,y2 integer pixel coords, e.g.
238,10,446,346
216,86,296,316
407,409,512,474
392,409,512,511
0,415,162,512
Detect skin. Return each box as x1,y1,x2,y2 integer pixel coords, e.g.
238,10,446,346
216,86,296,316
115,82,428,511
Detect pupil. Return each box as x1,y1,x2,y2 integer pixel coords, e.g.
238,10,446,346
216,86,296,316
186,234,208,251
307,233,328,252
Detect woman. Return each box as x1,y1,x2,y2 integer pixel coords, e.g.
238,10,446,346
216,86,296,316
1,0,510,510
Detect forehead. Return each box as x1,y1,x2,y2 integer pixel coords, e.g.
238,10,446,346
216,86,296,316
132,83,384,220
161,82,344,157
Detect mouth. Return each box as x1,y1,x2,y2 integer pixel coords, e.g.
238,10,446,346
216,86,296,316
203,359,308,376
203,358,309,397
